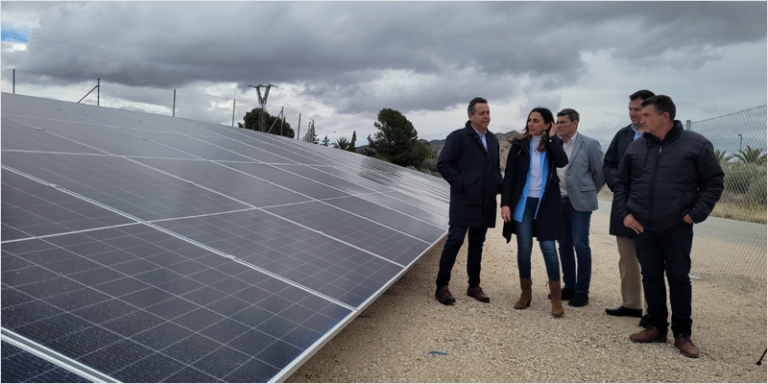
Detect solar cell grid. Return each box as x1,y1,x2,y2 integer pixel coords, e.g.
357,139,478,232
1,117,103,155
220,161,351,200
132,158,311,208
323,196,446,243
356,192,449,228
1,170,134,242
119,129,254,162
154,209,402,307
306,165,395,193
1,225,351,383
1,94,94,124
29,97,167,130
271,164,377,196
1,92,451,383
1,340,92,383
265,201,431,266
6,116,196,160
3,152,249,221
181,136,296,164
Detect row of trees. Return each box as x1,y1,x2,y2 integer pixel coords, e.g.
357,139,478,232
237,107,437,176
715,146,767,165
238,109,295,138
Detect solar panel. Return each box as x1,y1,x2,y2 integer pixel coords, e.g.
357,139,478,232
154,209,402,308
1,94,93,124
131,158,312,208
322,196,446,244
1,93,449,382
2,225,352,382
218,162,351,200
1,340,91,383
3,152,250,221
1,117,102,155
2,170,133,241
6,116,196,159
270,164,380,196
264,202,431,266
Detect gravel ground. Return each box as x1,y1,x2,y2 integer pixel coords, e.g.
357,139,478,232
287,199,767,383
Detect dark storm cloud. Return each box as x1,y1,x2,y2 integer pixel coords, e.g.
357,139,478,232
2,1,765,114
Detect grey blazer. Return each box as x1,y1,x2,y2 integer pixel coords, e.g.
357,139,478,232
564,133,605,211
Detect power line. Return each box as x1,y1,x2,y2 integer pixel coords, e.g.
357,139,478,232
175,89,234,101
1,26,208,80
11,69,95,80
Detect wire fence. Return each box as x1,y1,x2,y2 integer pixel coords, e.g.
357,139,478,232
1,68,315,140
686,105,767,285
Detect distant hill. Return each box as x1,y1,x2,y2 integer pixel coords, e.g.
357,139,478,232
429,129,520,169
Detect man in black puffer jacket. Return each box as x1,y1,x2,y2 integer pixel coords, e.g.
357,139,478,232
614,95,724,359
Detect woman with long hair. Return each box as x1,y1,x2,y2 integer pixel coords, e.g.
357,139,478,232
501,107,568,317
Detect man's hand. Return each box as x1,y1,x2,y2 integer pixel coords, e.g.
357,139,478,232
683,214,694,224
501,206,512,223
623,214,644,234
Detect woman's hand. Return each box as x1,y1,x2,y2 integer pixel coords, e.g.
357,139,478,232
548,123,559,138
501,206,512,223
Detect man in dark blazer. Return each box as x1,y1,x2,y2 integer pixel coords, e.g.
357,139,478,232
434,97,503,305
603,89,655,325
554,108,605,307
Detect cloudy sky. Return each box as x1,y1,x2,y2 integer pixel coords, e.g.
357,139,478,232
2,1,766,148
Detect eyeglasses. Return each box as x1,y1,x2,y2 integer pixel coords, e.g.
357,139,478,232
556,120,571,125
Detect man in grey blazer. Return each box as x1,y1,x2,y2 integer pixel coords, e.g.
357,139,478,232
554,109,605,307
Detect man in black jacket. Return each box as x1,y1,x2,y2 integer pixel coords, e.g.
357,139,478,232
614,95,724,358
603,89,655,325
435,97,502,305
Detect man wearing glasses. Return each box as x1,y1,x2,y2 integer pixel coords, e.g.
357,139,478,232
554,108,605,307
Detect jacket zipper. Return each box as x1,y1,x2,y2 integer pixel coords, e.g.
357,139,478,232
647,145,663,228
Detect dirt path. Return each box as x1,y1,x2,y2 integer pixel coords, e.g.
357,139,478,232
287,200,767,383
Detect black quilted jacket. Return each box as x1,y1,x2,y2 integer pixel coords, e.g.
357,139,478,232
613,121,724,232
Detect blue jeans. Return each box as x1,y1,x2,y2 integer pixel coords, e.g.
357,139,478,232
514,197,560,281
557,197,593,294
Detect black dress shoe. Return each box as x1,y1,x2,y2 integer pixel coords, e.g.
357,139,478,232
639,314,651,328
605,306,642,317
568,293,589,307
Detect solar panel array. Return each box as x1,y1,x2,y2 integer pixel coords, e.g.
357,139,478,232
1,93,450,382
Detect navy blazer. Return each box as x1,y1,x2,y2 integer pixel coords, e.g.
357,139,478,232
437,121,503,228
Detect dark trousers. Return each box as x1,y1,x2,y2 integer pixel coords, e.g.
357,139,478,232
634,222,694,337
436,225,488,288
558,197,593,294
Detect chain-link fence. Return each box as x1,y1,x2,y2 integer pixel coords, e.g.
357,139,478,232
687,105,766,287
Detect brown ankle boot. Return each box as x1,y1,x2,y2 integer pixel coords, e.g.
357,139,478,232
548,281,564,317
514,278,532,309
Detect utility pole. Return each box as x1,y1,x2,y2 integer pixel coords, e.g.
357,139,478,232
249,84,277,132
738,133,743,153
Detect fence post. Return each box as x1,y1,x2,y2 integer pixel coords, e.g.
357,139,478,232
232,99,236,127
686,119,691,131
97,78,100,106
297,113,302,140
12,69,15,94
172,89,176,117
